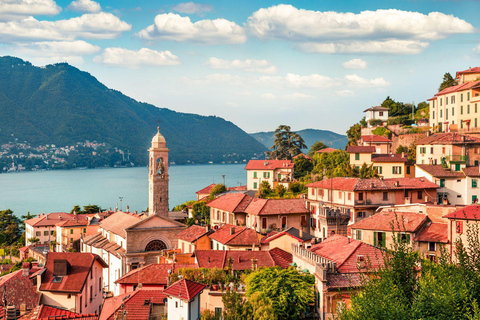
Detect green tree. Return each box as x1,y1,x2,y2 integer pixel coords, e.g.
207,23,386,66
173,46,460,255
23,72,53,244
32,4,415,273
0,210,22,245
267,125,307,160
274,184,287,198
70,205,82,214
209,184,227,200
439,72,457,92
244,267,314,320
359,163,379,179
192,201,210,225
308,141,328,157
222,289,250,320
312,150,350,179
257,181,273,198
292,156,313,179
346,124,362,147
371,127,390,138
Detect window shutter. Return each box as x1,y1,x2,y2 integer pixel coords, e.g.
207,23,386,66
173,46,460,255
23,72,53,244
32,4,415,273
406,234,410,244
374,232,377,246
397,233,401,243
382,233,386,247
399,167,402,174
392,167,395,174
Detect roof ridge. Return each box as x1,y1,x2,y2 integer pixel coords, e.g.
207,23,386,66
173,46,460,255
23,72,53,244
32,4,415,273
258,199,270,215
221,251,228,268
337,240,362,269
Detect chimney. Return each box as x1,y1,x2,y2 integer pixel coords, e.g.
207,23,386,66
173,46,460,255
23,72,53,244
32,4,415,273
22,262,31,277
6,306,16,320
126,206,130,213
401,152,405,158
58,215,62,221
230,227,235,235
53,259,69,276
299,229,303,239
251,258,257,271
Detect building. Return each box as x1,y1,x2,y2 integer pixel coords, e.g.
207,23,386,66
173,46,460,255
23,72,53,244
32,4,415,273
305,177,439,239
209,224,262,251
292,235,384,320
163,279,206,320
245,160,294,191
55,214,99,252
38,252,108,315
260,227,315,253
175,225,212,254
195,183,216,201
364,106,389,127
149,126,170,216
21,304,98,320
100,289,166,320
25,212,75,245
208,193,254,227
359,135,392,154
428,67,480,133
443,205,480,258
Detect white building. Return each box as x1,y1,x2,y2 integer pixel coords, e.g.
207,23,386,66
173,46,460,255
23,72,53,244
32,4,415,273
245,160,294,191
163,279,206,320
25,212,75,245
364,106,389,127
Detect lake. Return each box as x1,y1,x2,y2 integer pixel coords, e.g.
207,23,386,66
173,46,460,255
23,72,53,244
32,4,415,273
0,164,247,217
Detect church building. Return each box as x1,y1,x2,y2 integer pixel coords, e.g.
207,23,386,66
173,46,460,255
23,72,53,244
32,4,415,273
81,128,186,296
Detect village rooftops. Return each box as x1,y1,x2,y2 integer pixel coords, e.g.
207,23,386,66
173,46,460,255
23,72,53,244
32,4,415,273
416,164,465,178
316,147,337,153
261,227,314,244
443,205,480,220
0,262,42,310
207,193,254,213
361,135,392,143
371,154,408,163
25,212,74,227
350,211,428,233
115,263,197,286
100,289,166,320
245,160,294,170
306,177,438,192
39,252,108,293
432,80,480,97
463,166,480,177
98,211,141,238
414,222,448,243
244,198,308,216
195,183,216,195
209,224,260,246
363,106,389,112
346,146,376,153
55,214,96,227
414,133,480,145
194,247,292,270
456,67,480,77
309,235,384,273
82,232,125,258
163,279,206,302
175,225,212,243
23,305,98,320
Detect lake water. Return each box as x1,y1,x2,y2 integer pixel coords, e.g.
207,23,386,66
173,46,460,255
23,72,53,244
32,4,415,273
0,164,247,217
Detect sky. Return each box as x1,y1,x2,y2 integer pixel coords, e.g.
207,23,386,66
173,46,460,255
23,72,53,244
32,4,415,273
0,0,479,135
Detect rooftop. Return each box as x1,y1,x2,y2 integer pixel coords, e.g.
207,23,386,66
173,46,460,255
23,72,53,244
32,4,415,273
245,160,294,171
456,67,480,77
346,146,376,153
195,183,216,195
443,205,480,220
115,263,197,285
316,147,337,153
82,232,125,258
25,212,74,227
416,164,465,178
23,305,97,320
306,177,438,192
209,224,260,246
163,279,206,302
414,133,480,146
175,225,211,243
362,135,392,143
99,211,141,238
434,80,480,96
207,193,254,213
244,198,308,216
0,264,42,310
415,222,448,243
261,227,314,244
350,211,428,233
100,289,166,320
371,153,408,163
364,106,389,112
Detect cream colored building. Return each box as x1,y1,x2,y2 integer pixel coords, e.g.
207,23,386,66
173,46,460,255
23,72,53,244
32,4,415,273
245,160,294,191
364,106,389,127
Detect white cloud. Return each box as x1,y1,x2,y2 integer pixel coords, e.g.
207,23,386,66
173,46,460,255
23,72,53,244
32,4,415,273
68,0,101,13
247,5,473,54
205,57,277,74
345,74,390,87
180,73,243,86
94,47,180,68
335,89,355,96
0,0,61,20
285,73,337,88
474,44,480,54
261,93,276,100
172,2,213,15
283,93,316,100
0,12,131,42
137,13,246,44
342,58,367,69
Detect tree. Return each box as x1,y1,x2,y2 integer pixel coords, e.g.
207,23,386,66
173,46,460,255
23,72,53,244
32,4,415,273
222,289,250,320
292,156,313,179
267,125,307,160
0,210,22,245
70,205,82,214
257,181,273,198
346,124,362,146
192,201,210,225
209,184,227,200
82,204,102,214
359,163,379,179
244,267,315,320
308,141,328,157
274,184,287,198
439,72,457,92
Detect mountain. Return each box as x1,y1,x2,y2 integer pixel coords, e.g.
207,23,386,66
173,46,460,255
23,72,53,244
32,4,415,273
250,128,348,151
0,56,267,165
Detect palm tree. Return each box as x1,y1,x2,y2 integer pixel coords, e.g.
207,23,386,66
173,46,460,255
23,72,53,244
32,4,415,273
268,125,307,160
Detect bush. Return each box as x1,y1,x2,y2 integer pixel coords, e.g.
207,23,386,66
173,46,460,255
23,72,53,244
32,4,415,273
289,182,306,194
369,119,383,127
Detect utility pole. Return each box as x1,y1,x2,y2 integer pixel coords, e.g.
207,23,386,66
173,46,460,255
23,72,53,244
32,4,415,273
119,197,123,211
222,175,225,185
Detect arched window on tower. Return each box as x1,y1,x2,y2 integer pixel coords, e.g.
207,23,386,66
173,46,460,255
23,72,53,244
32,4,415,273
156,157,164,176
145,240,167,251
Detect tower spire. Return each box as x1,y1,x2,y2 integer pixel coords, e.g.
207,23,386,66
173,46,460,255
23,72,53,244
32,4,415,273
148,127,169,217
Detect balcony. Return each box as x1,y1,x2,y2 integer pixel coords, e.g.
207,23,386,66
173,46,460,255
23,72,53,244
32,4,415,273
448,155,467,164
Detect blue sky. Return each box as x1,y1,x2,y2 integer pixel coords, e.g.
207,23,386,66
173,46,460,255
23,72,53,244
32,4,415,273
0,0,479,135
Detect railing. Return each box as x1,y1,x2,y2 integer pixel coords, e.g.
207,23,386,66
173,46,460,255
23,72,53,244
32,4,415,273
355,199,373,205
291,244,337,273
448,155,467,164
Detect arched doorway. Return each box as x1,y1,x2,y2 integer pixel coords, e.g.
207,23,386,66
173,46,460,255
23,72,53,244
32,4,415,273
145,239,167,251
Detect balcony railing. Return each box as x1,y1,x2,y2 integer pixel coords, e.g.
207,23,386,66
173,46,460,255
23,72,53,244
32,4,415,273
448,155,467,164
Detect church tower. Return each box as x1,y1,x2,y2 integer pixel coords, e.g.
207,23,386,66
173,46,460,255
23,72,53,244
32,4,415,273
148,127,169,217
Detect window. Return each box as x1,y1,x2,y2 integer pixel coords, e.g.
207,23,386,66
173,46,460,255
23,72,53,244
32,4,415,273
429,242,436,252
398,233,410,244
473,179,478,188
476,118,478,128
473,195,478,203
253,182,257,189
374,232,386,247
339,191,342,199
311,188,315,196
301,215,307,226
176,301,178,308
374,166,382,174
446,109,448,120
452,95,455,104
357,212,366,218
90,286,93,302
452,107,454,116
215,308,222,318
263,172,270,178
383,192,388,201
433,111,435,120
83,228,86,233
440,98,443,106
456,221,464,234
50,230,54,235
468,92,470,100
35,231,41,236
355,153,360,161
80,297,82,313
70,229,73,234
99,277,102,292
262,218,267,229
440,109,443,117
355,230,362,240
358,192,364,201
461,105,464,114
461,94,464,102
468,105,470,114
455,164,460,171
430,147,434,154
476,103,478,113
406,166,411,174
392,166,402,174
417,191,423,200
442,147,446,154
476,160,479,166
253,172,257,178
44,231,48,236
222,212,225,222
282,217,287,228
70,238,73,243
348,193,351,200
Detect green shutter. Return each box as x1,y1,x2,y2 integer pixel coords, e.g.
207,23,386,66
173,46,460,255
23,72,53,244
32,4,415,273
406,234,410,244
374,232,377,246
392,167,395,174
399,167,402,174
440,179,445,187
382,233,386,247
355,153,360,160
253,182,257,189
472,179,477,188
254,172,257,178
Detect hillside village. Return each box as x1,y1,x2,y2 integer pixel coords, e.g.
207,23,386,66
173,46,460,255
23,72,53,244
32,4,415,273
3,67,480,319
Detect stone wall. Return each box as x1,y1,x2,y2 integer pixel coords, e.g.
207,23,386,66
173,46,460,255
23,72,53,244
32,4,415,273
392,133,427,152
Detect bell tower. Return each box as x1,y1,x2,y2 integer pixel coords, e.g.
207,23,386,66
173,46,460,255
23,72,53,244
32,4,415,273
148,127,169,217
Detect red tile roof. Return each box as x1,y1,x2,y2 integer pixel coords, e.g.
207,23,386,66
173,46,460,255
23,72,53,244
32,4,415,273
261,227,314,244
163,279,206,302
0,266,42,310
25,305,97,320
227,185,247,191
207,193,254,213
25,212,74,227
316,147,337,153
293,153,312,161
443,205,480,220
309,235,384,273
195,183,216,195
306,177,438,191
456,67,480,77
364,106,389,112
194,248,292,270
245,160,294,170
346,146,376,153
82,232,125,258
40,252,108,293
415,223,448,243
463,166,480,177
416,164,465,178
326,273,363,290
350,211,428,233
209,224,260,246
415,133,480,145
362,135,392,143
115,263,197,285
434,80,480,97
176,225,211,243
244,198,308,216
371,154,407,163
99,211,141,238
100,289,166,320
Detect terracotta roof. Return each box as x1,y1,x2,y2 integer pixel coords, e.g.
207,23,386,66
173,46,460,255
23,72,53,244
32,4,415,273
293,153,312,160
456,67,480,77
82,232,125,258
244,198,308,216
306,177,438,191
0,265,42,310
245,160,294,170
362,135,392,143
309,235,384,273
350,211,428,233
227,185,247,191
176,225,211,243
364,106,389,112
414,133,480,145
40,252,108,293
326,273,363,290
195,183,216,195
100,289,166,320
416,164,465,178
463,166,480,177
415,223,448,243
99,211,141,238
56,216,93,227
443,205,480,220
316,147,337,153
209,224,260,246
25,212,74,227
207,193,254,213
261,227,314,244
346,146,376,153
434,80,480,96
371,154,407,163
23,305,97,320
194,248,292,270
115,263,197,285
163,279,206,302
